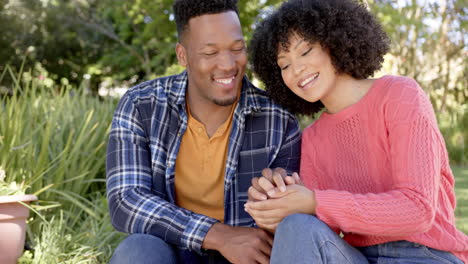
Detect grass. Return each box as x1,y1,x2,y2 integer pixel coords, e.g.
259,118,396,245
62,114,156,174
453,165,468,234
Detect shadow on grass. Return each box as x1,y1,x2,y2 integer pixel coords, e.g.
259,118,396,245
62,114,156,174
453,166,468,234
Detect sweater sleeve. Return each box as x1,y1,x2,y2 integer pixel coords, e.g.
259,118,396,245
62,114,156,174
310,79,443,236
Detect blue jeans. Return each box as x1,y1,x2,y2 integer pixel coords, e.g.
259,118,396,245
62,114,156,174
108,234,230,264
271,214,463,264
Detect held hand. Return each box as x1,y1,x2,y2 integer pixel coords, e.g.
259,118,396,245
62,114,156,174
245,184,316,233
248,168,302,202
203,223,273,264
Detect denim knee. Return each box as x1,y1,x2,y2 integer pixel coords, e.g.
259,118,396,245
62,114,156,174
276,214,330,237
109,234,177,264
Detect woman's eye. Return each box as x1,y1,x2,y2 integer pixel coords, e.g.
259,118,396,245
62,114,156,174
302,48,312,56
281,65,290,71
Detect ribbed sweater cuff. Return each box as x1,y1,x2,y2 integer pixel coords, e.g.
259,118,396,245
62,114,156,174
315,190,350,230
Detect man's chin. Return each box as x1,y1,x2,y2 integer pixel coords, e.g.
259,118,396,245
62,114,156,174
212,96,238,107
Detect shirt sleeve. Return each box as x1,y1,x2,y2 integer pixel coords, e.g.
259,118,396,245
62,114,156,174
309,79,443,236
106,92,218,253
269,113,301,175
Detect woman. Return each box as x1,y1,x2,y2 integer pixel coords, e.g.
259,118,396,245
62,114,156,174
244,0,468,263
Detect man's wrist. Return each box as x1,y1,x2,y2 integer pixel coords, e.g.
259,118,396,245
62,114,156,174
202,222,229,251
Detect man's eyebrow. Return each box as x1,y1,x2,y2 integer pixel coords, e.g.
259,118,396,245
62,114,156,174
202,39,245,47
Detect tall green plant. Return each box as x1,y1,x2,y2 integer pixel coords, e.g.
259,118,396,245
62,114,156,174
0,65,117,230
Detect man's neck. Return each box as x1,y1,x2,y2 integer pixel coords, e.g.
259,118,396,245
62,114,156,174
187,96,236,138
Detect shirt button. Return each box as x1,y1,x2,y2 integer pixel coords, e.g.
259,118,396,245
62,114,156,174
198,127,203,132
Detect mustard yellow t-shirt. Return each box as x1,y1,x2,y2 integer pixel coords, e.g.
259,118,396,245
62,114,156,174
174,104,236,222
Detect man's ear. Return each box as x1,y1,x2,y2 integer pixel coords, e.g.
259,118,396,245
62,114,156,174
176,43,187,67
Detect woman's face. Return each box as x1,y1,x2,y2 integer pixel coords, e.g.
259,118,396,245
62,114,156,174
277,34,338,103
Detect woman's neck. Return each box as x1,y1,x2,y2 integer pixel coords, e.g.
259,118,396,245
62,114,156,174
321,75,374,114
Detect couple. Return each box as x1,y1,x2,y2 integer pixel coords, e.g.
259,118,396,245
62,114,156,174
106,0,468,263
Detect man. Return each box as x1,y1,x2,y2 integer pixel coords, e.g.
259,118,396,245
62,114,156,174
106,0,301,263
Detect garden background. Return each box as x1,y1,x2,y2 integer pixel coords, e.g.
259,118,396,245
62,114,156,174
0,0,466,263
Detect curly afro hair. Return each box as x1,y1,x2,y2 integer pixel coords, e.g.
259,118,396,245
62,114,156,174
249,0,390,115
173,0,239,40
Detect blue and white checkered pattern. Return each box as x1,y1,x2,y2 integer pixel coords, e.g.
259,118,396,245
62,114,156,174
106,71,301,253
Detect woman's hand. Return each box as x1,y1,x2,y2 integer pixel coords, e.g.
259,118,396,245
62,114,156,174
248,168,302,202
245,184,316,233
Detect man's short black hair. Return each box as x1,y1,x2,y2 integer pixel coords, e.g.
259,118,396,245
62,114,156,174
173,0,239,40
249,0,390,115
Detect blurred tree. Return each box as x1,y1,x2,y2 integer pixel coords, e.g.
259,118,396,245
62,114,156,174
71,0,282,86
0,0,283,93
368,0,466,113
0,0,465,102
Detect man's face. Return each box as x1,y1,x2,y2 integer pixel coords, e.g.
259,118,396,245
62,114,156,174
176,11,247,107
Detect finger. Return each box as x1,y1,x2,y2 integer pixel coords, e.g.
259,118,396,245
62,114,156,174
261,230,274,247
273,172,286,192
284,175,295,185
248,186,267,201
292,172,303,185
272,167,287,178
254,231,273,260
255,250,270,264
268,189,292,199
261,168,273,182
247,207,286,224
252,214,282,224
258,177,276,197
246,199,276,211
251,177,262,191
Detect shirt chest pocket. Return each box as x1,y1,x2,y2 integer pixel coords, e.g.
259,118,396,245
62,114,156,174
236,147,272,192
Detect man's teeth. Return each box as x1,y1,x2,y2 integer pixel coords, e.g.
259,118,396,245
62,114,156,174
215,77,235,84
300,73,319,87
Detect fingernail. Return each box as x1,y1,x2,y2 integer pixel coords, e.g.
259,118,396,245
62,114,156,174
261,195,267,200
267,190,275,196
280,186,286,192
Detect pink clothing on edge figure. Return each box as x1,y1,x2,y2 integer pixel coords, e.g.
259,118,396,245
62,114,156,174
300,75,468,262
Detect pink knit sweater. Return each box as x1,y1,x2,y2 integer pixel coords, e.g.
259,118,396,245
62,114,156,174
301,75,468,262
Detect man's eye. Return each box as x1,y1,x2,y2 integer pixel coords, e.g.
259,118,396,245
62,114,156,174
204,52,217,56
232,47,245,52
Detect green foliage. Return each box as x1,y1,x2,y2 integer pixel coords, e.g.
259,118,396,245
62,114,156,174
0,171,26,196
0,0,284,93
18,193,124,264
0,65,121,261
453,166,468,234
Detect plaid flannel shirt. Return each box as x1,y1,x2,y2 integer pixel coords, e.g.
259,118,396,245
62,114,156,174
106,71,301,253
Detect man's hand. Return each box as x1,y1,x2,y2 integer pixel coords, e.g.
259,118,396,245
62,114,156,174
245,184,316,233
248,168,302,202
202,223,273,264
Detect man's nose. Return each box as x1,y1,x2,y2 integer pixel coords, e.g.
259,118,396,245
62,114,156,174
217,51,236,71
